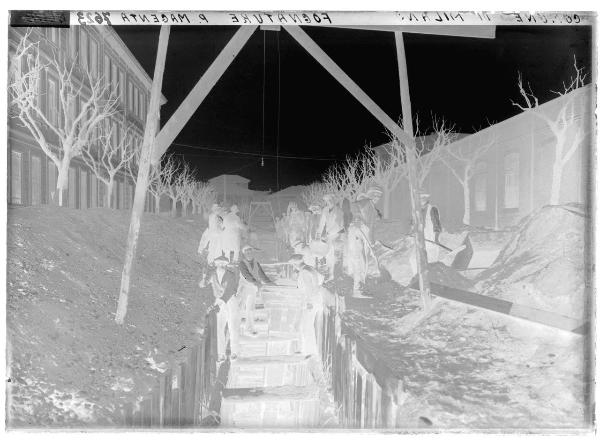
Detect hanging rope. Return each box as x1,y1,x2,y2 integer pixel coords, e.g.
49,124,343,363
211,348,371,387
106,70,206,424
276,31,281,191
261,29,266,167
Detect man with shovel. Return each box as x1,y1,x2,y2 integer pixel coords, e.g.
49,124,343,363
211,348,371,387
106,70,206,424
346,185,383,297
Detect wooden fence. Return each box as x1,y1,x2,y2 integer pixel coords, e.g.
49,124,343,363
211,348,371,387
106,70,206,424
318,302,405,429
122,310,219,428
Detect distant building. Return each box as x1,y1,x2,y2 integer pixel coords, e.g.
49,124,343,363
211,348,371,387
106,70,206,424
208,174,269,206
7,26,166,211
376,85,592,231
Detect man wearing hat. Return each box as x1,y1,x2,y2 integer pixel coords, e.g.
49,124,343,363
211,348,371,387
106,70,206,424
346,185,383,296
222,205,246,263
288,254,334,359
198,203,225,265
201,255,238,361
237,245,274,337
317,194,345,282
306,204,322,243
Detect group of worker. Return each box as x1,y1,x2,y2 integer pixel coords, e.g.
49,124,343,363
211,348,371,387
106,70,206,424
278,185,443,297
198,187,442,362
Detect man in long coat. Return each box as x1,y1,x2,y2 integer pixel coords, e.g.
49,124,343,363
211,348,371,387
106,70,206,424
222,205,246,263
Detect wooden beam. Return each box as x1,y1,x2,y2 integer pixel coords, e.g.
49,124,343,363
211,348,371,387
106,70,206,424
395,31,432,311
284,25,413,146
328,25,496,39
151,25,257,164
115,25,170,325
424,283,588,335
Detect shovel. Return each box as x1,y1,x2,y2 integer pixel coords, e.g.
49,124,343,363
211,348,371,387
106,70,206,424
378,231,473,270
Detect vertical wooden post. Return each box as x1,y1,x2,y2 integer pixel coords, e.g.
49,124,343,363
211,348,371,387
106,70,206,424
394,31,432,311
115,25,170,324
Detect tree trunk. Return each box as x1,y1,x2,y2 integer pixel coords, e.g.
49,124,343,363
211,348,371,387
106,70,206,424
182,201,189,217
154,194,161,214
115,25,170,325
106,180,115,209
170,197,177,217
550,159,563,205
56,158,70,207
462,182,471,225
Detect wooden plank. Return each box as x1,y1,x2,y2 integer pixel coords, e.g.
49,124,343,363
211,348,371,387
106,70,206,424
152,25,258,163
185,346,198,426
151,387,161,428
395,30,432,310
161,371,173,427
123,402,133,427
115,25,170,325
329,25,496,39
284,25,413,147
196,338,206,423
141,398,152,427
428,282,587,334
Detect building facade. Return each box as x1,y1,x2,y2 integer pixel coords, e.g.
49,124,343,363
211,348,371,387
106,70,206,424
8,25,166,212
377,85,592,231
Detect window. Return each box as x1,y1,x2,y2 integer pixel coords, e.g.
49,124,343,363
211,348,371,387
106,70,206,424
70,27,79,60
128,80,133,112
111,63,119,96
79,29,88,68
473,162,487,212
139,92,145,120
31,155,42,205
11,151,22,204
48,161,57,203
504,152,520,209
119,70,125,103
68,167,77,208
89,38,98,76
134,86,139,117
80,169,88,209
47,76,58,126
47,28,59,46
104,54,111,87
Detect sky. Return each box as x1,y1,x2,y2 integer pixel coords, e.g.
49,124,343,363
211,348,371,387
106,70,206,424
114,24,592,191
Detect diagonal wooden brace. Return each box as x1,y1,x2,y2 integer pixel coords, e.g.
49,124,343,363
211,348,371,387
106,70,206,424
151,25,258,165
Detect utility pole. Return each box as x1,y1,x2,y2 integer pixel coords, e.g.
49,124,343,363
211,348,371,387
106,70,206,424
395,31,432,311
115,26,170,324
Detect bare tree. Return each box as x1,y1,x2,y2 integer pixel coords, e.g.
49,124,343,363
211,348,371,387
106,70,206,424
162,157,182,217
414,117,448,189
439,133,495,225
191,182,217,218
146,159,172,215
9,30,118,206
301,182,329,208
174,163,195,217
511,57,588,205
82,122,137,208
366,139,407,218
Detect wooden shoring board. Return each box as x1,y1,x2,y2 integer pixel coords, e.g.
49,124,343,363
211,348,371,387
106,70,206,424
418,282,588,335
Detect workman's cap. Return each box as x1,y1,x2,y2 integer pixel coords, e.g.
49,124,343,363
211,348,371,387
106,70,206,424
309,204,321,211
230,204,239,213
420,193,431,199
241,245,257,253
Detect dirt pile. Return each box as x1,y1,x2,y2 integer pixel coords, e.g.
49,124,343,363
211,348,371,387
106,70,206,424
476,204,589,319
7,206,212,427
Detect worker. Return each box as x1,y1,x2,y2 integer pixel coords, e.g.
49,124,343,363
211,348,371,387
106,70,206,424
410,193,443,273
288,254,334,360
346,185,383,297
201,255,238,361
198,203,224,265
316,194,345,282
306,204,322,243
222,205,246,263
287,202,307,248
237,245,274,340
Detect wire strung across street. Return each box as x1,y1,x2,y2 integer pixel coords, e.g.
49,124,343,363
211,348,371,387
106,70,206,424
170,142,343,161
